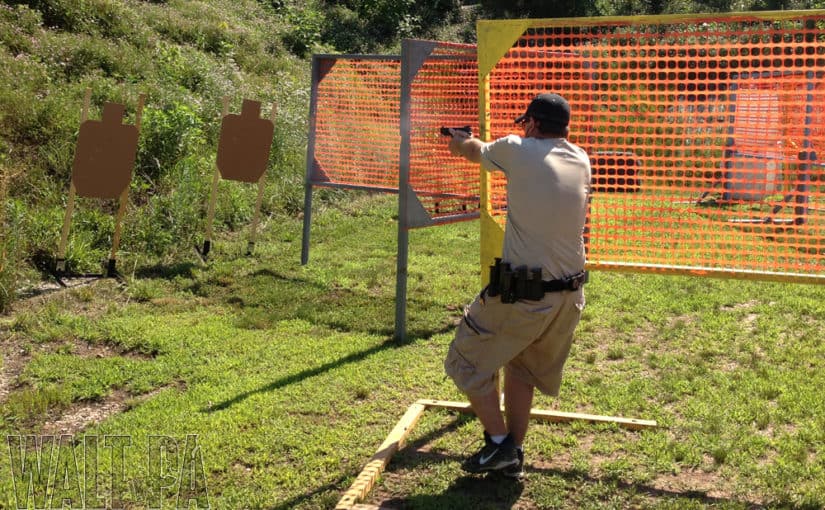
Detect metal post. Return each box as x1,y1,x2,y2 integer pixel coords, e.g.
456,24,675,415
395,40,415,342
301,56,323,265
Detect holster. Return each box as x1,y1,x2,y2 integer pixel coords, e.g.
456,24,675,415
487,258,585,303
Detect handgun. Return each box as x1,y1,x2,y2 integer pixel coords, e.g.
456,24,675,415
440,126,472,137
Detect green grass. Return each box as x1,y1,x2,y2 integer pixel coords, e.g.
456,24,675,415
1,194,824,509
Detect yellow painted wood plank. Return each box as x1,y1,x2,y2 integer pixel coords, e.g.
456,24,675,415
417,399,657,431
336,403,427,510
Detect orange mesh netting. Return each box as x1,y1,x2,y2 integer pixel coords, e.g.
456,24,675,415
310,55,401,191
484,13,825,281
407,41,480,222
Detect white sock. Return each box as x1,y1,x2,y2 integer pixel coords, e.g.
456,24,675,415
490,434,508,444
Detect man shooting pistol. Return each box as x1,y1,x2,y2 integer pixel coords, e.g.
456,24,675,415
442,94,592,479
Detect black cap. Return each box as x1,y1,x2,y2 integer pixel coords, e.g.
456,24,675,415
514,93,571,130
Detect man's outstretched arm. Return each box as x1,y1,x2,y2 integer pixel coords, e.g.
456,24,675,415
448,128,483,163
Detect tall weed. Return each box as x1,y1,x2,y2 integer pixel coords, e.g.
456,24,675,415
0,164,19,311
136,102,206,185
126,154,212,258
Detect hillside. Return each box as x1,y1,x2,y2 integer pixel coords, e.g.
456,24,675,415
0,0,472,310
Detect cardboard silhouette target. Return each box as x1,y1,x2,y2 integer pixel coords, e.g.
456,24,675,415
216,99,274,183
55,89,144,283
201,97,276,259
72,102,140,199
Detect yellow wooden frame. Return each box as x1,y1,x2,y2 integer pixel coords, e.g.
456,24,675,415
335,399,656,509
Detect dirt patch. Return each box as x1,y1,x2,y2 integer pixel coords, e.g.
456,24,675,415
41,389,129,436
16,276,102,301
0,276,149,406
0,336,153,406
0,341,27,403
650,468,766,506
9,276,127,322
39,387,166,436
2,277,165,437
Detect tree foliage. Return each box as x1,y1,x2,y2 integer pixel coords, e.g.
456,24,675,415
267,0,464,54
479,0,825,18
318,0,463,53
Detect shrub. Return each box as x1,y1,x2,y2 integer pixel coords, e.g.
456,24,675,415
125,154,212,257
153,44,234,98
15,0,145,42
17,0,93,32
136,102,206,185
281,5,324,57
317,0,463,53
0,3,42,54
214,180,255,232
147,1,235,56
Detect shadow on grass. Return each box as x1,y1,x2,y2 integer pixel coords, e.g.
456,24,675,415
227,268,460,338
202,333,441,413
262,414,475,510
522,465,766,509
384,451,765,509
266,474,350,510
364,414,767,509
375,414,527,508
133,261,200,280
379,475,525,510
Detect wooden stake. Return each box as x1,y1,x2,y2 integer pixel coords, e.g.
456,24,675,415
246,102,277,255
202,96,230,258
107,93,145,277
56,88,92,274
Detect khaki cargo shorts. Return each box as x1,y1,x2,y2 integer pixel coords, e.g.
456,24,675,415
444,287,585,398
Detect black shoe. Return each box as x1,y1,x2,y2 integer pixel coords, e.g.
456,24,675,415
503,449,524,479
461,431,519,474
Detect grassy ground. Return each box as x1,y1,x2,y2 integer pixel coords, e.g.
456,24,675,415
2,193,825,509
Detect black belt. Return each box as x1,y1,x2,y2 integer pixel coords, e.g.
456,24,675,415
542,271,587,292
488,257,586,303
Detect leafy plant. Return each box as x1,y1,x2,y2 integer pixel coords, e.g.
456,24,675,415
136,102,206,185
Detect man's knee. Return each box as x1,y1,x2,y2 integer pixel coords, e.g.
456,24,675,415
445,345,499,398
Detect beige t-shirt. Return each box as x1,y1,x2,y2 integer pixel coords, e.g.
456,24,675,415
480,135,591,280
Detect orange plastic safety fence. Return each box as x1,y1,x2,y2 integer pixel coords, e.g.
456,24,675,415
310,56,401,190
409,42,479,221
486,14,825,280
